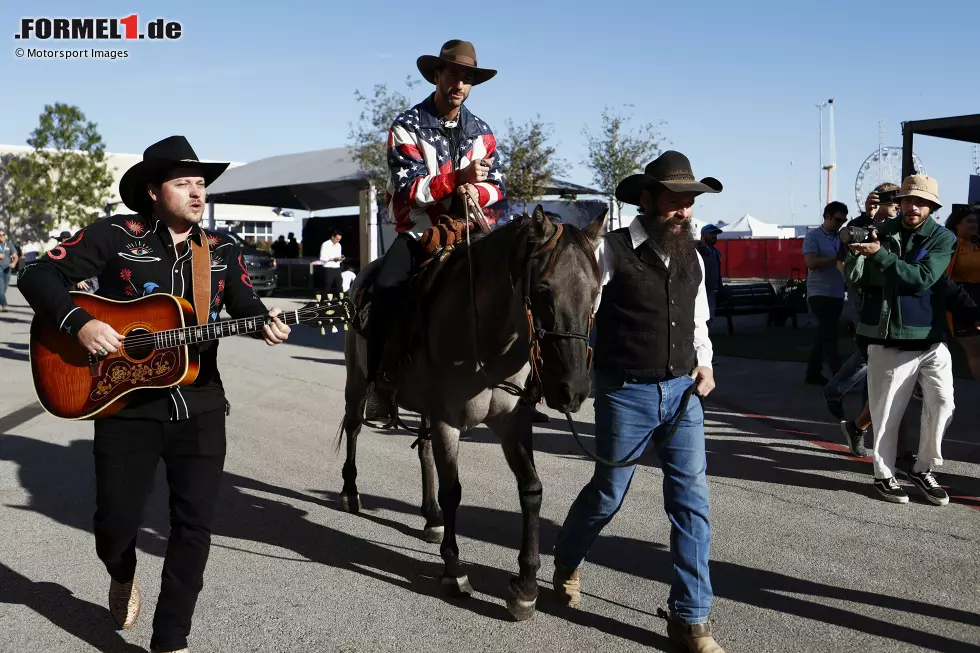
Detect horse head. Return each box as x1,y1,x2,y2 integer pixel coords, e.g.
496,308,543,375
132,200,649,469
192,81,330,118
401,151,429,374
519,205,606,413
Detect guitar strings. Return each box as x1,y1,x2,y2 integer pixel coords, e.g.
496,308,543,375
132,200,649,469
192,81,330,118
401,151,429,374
116,305,348,349
118,306,344,347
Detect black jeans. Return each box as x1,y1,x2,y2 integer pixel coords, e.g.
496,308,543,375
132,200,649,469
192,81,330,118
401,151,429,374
806,296,844,379
93,409,226,652
367,234,420,381
323,267,343,296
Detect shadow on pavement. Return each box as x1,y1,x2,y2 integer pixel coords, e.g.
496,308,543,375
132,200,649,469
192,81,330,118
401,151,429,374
4,431,978,652
0,563,147,653
326,492,980,653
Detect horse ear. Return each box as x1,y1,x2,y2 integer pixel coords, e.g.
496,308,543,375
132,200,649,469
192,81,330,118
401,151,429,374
585,209,608,243
530,204,550,239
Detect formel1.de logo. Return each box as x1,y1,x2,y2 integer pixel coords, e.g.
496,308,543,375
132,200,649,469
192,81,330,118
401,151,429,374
15,16,182,40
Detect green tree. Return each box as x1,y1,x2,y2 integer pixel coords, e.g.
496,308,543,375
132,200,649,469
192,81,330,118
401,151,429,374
583,107,665,214
498,116,567,213
4,103,114,245
348,76,421,200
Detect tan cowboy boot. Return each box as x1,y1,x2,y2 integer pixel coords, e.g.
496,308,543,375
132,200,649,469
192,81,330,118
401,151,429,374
552,564,581,608
662,610,725,653
108,578,141,629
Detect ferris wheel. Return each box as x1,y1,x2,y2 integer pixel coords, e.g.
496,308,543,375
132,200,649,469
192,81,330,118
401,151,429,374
854,146,925,209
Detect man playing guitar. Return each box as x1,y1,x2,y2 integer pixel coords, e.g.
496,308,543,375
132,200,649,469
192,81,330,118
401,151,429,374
18,135,290,653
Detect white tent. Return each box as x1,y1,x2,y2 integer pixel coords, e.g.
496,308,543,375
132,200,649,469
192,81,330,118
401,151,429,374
717,214,786,239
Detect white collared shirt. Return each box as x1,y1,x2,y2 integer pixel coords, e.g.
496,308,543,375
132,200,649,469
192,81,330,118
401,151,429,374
593,219,713,369
319,240,342,268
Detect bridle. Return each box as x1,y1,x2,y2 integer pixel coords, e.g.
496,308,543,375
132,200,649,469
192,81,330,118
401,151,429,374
519,221,598,403
461,197,599,404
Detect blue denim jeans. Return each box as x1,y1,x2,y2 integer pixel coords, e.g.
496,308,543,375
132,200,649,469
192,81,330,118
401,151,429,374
824,343,869,402
553,372,712,624
0,268,9,307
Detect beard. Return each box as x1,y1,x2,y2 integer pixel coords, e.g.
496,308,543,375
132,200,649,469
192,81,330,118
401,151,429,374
643,215,698,281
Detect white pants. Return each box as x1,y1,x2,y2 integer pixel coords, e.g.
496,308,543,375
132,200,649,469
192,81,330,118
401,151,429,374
867,343,955,479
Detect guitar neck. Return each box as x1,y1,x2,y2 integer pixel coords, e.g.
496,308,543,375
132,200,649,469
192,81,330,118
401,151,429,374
153,310,304,349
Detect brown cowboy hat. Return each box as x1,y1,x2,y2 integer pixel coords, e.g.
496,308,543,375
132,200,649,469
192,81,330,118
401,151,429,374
615,150,722,207
119,135,230,214
417,40,496,86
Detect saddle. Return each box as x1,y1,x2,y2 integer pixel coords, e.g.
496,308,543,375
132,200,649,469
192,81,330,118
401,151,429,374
351,197,489,341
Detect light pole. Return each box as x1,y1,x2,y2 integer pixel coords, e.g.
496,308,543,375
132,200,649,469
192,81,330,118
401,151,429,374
816,101,827,212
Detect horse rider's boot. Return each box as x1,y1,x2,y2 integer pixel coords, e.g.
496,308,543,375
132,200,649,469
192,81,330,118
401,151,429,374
660,610,725,653
552,564,581,608
108,577,141,629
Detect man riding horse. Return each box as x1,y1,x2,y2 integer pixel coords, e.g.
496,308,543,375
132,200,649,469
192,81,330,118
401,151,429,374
367,39,505,414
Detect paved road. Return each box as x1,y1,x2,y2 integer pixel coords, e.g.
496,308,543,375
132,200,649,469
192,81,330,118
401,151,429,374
1,286,978,653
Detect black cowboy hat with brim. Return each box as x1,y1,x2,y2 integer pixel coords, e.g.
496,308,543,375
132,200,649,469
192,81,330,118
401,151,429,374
119,135,230,215
616,150,723,207
417,39,496,86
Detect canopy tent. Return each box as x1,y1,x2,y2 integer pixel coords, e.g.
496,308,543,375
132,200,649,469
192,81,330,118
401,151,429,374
717,214,786,239
902,113,980,178
206,146,601,212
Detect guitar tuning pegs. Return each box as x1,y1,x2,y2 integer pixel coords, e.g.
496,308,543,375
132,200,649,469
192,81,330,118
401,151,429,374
320,326,326,336
331,325,339,333
343,324,349,331
315,294,322,302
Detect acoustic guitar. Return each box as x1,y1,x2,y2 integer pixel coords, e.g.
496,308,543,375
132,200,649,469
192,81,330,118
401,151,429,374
30,292,349,420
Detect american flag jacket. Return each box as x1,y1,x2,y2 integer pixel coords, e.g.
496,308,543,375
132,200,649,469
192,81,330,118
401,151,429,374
386,94,506,233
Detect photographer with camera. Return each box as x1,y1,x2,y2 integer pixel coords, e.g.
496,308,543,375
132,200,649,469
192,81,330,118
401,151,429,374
844,175,957,505
802,201,849,384
823,185,900,453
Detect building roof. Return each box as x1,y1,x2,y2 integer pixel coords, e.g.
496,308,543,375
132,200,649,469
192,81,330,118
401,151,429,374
206,146,601,211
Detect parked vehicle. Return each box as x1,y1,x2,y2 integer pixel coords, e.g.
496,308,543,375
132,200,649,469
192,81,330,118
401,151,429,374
216,231,278,297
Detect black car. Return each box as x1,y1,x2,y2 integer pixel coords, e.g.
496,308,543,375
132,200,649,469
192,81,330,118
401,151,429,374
216,231,278,297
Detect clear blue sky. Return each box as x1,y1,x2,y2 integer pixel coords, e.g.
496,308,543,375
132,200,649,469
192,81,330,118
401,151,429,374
3,0,978,226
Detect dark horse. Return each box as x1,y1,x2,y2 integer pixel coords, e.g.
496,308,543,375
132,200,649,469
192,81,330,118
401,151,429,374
337,206,605,620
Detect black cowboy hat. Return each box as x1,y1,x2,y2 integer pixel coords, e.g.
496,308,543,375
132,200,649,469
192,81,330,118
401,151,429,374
118,135,230,214
417,40,496,86
615,150,722,207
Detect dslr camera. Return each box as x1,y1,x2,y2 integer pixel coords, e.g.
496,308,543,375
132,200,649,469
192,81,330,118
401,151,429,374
839,224,877,244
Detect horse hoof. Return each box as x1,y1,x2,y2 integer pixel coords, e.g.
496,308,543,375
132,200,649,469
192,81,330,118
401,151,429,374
422,525,444,543
506,586,538,621
441,574,473,597
340,493,361,514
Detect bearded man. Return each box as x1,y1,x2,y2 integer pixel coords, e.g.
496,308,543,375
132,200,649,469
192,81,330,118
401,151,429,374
551,151,725,652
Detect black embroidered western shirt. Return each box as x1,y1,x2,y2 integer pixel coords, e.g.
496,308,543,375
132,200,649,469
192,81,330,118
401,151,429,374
18,212,268,421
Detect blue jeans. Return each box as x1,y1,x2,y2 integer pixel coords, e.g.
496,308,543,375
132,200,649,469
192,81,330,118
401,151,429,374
553,373,712,624
0,268,9,307
824,343,869,402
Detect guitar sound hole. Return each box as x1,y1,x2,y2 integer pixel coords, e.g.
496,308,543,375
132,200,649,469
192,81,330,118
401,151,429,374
123,328,154,361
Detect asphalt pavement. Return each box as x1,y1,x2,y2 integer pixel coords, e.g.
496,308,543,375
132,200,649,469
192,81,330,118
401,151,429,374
1,286,978,653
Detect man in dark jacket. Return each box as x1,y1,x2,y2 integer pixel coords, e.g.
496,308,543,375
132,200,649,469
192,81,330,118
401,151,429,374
552,151,724,653
845,174,956,506
696,224,723,323
18,136,291,653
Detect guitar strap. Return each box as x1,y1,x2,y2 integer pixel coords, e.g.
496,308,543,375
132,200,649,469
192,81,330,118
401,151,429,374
190,230,212,326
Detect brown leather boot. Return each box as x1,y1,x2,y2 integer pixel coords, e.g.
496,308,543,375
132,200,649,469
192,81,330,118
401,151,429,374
661,610,725,653
552,564,581,608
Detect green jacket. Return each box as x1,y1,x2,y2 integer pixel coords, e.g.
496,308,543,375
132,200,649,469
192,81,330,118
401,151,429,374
844,216,956,342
